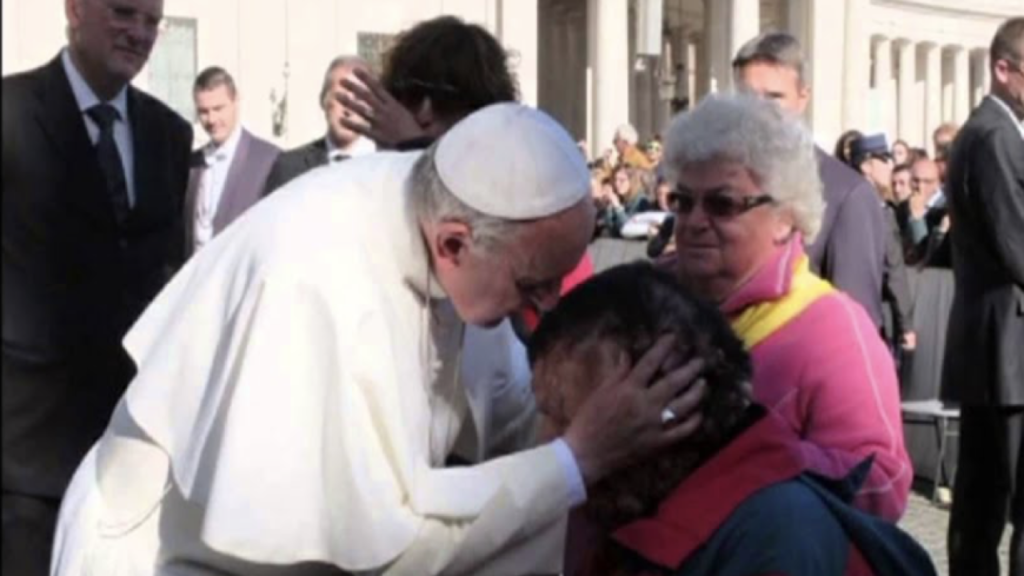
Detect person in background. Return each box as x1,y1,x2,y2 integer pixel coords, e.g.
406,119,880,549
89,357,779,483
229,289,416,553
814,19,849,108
532,263,935,576
932,122,960,183
185,66,279,256
892,139,912,166
942,17,1024,576
645,137,663,169
849,134,916,357
664,93,911,521
892,163,914,204
733,32,886,330
613,124,654,171
2,0,193,573
261,55,375,195
834,129,864,166
906,157,948,265
596,165,655,238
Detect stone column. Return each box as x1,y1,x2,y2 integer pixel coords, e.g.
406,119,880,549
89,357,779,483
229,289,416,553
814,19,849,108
873,36,895,139
922,42,943,155
499,0,538,106
971,49,989,108
588,0,630,158
896,39,917,145
942,48,955,123
702,0,728,94
952,45,970,125
843,0,869,130
727,0,760,91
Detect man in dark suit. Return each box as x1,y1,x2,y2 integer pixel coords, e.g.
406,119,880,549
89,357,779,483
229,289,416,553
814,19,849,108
186,66,279,257
941,17,1024,576
733,32,885,329
1,0,192,574
262,55,376,195
849,134,916,355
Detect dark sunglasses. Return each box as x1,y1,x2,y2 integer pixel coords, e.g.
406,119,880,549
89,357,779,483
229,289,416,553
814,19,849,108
668,190,776,218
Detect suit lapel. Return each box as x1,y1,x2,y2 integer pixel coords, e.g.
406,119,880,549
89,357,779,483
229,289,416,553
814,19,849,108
304,138,329,171
214,130,251,232
33,55,113,226
126,88,178,231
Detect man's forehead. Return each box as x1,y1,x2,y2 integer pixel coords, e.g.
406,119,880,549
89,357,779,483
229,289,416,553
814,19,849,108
105,0,164,17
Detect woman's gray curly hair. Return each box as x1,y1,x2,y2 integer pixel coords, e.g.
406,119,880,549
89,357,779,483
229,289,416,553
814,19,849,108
662,93,825,244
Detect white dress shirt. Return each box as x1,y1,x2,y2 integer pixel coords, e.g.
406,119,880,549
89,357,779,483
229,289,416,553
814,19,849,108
326,134,376,162
193,127,243,251
988,94,1024,140
61,49,136,207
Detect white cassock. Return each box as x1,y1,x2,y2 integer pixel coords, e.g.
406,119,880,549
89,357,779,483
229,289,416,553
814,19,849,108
51,152,574,576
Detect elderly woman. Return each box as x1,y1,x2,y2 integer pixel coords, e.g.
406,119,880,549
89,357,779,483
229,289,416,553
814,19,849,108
531,263,934,576
662,94,911,521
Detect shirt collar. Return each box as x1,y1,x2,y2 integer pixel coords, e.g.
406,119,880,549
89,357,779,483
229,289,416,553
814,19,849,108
204,126,243,165
326,134,377,160
720,236,804,316
61,48,129,122
610,409,807,569
987,95,1024,139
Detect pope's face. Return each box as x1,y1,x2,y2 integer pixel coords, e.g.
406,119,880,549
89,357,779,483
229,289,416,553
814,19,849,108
434,200,595,327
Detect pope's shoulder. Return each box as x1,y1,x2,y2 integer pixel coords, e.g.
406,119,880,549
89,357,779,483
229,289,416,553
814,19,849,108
186,151,424,286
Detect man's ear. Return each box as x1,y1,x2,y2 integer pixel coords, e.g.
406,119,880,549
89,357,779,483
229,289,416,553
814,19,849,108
432,220,474,267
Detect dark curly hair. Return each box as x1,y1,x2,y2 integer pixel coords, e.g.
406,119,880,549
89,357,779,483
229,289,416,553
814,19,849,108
381,16,519,123
528,262,754,530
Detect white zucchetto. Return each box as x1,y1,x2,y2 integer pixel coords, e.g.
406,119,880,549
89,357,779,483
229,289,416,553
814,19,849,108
434,103,590,220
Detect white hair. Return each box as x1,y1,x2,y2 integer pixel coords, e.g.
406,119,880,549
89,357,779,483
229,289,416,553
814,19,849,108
409,145,524,251
614,124,639,145
662,93,824,244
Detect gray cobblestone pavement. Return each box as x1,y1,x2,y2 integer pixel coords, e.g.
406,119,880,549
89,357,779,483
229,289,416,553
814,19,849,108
900,490,1012,576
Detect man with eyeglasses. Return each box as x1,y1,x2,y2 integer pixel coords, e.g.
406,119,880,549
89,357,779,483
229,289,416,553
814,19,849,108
262,56,377,196
906,157,948,265
941,16,1024,576
732,32,886,332
1,0,193,574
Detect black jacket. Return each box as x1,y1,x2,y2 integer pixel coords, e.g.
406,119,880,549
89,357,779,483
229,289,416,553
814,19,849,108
809,149,886,328
941,96,1024,406
2,54,193,497
262,138,329,196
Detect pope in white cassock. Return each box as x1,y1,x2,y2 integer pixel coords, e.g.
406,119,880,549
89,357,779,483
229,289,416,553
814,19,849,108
51,103,703,576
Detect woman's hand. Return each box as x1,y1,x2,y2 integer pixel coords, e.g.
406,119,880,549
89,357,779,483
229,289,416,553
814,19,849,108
337,68,428,148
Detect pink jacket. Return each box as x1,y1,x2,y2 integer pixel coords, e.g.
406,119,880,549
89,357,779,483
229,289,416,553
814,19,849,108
721,240,912,521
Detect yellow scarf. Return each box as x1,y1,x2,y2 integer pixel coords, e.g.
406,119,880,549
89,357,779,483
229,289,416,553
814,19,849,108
729,254,835,349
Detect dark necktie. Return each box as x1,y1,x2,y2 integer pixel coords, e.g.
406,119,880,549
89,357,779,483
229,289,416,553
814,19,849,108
86,104,130,225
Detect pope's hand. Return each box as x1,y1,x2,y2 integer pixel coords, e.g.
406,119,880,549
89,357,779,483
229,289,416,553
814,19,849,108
562,334,706,485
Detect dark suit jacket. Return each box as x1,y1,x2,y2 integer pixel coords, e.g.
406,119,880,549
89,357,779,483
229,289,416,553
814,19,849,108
941,96,1024,406
881,202,913,338
185,129,279,256
262,137,329,196
2,54,193,499
809,148,886,327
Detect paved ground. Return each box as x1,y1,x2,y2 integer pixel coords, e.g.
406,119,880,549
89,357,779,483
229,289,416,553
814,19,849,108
897,487,1012,574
